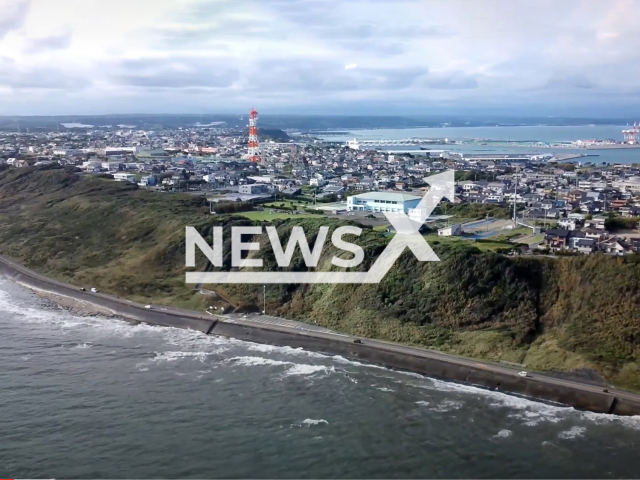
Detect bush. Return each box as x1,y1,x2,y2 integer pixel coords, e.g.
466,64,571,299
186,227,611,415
605,217,638,231
214,202,254,214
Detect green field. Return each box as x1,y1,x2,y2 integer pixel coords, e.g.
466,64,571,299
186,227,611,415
239,211,324,221
422,233,515,252
491,227,531,242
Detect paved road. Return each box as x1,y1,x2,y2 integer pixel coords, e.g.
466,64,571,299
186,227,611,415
2,255,640,410
221,313,640,406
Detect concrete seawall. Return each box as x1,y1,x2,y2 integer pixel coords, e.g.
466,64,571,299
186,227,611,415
211,321,639,416
0,260,216,334
1,256,639,417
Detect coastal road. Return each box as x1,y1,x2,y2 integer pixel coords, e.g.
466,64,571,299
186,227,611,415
230,313,640,405
1,255,640,413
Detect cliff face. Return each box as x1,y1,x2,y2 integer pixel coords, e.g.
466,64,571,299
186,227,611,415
0,166,639,389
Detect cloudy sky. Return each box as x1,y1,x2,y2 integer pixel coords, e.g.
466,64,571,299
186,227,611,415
1,0,640,116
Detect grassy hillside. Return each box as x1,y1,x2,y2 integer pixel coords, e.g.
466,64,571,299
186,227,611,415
1,166,639,390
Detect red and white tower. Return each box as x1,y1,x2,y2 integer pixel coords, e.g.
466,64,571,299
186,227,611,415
248,108,259,162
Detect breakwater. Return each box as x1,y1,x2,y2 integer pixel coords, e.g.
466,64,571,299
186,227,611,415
1,256,639,417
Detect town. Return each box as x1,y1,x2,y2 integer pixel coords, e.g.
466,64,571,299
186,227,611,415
1,118,640,257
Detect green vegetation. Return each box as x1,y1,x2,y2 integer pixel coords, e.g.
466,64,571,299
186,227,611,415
1,166,639,390
239,211,323,221
435,202,513,220
422,234,516,253
605,216,639,231
212,201,254,214
263,201,299,210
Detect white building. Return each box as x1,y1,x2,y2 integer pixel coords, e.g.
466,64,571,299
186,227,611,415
239,184,270,194
53,148,87,156
346,139,360,150
101,161,122,171
612,179,640,192
558,218,579,231
309,178,326,187
105,147,137,155
247,175,276,184
113,172,136,183
81,159,102,171
438,224,463,236
347,192,422,213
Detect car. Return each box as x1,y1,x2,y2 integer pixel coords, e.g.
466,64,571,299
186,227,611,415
90,287,98,293
353,339,363,344
80,287,86,291
518,371,529,377
144,305,151,309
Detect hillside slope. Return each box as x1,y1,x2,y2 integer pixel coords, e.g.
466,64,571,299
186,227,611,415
0,166,638,389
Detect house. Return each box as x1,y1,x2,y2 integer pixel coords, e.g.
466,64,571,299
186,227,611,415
571,238,596,254
558,218,580,231
583,228,609,242
309,178,326,187
281,187,302,196
586,217,607,230
324,185,345,196
138,175,156,186
544,228,571,250
239,184,270,194
601,238,629,256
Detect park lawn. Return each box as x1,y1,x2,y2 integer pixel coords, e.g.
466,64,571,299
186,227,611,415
527,234,545,244
239,211,324,221
422,233,514,252
492,227,531,242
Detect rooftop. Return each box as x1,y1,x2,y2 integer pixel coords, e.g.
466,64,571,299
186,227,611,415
351,191,423,202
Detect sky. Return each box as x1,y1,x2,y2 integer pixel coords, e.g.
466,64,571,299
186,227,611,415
1,0,640,116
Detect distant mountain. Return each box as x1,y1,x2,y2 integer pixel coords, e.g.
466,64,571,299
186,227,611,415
0,113,637,132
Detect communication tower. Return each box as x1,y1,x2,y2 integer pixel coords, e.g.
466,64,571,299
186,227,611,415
248,108,260,162
622,122,640,144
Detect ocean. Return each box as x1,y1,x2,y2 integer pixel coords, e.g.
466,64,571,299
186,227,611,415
1,279,639,479
317,125,640,165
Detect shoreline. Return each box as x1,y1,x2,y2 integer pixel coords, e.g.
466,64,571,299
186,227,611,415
1,255,640,417
22,282,120,318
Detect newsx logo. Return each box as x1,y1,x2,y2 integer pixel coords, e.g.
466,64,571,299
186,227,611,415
185,170,454,284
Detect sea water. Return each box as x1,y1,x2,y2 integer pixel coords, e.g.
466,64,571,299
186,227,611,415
0,279,638,479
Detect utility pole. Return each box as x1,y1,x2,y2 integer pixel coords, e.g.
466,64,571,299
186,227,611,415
263,285,266,315
513,167,518,227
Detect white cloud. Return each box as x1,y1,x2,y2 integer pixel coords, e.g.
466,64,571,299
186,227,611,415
1,0,640,115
